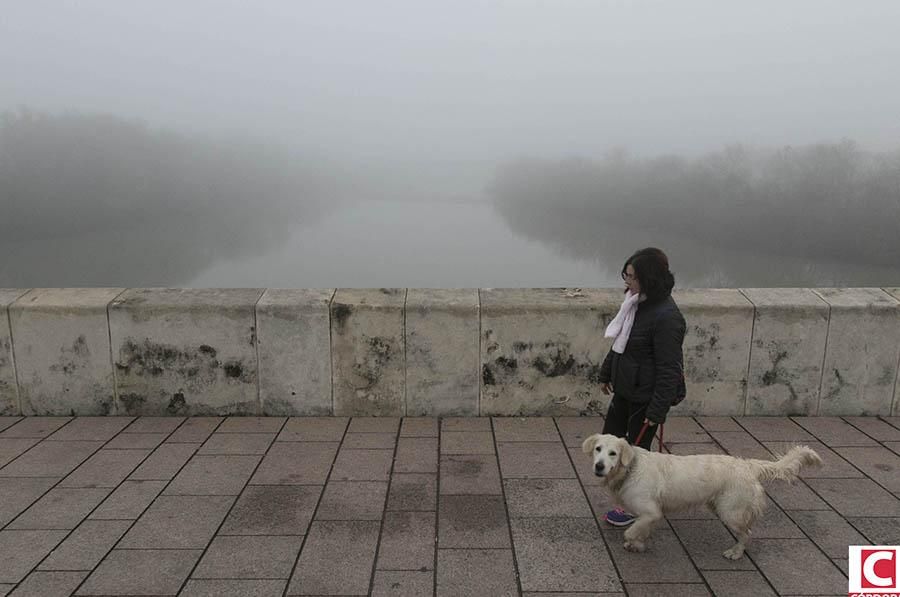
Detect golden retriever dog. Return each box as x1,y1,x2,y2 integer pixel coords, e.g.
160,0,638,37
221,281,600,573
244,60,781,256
582,433,821,559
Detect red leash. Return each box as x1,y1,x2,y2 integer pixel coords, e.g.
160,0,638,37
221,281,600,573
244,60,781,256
633,421,665,452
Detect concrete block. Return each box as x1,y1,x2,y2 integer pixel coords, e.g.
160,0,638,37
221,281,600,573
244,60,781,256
811,288,900,415
673,289,754,416
109,288,264,416
0,290,28,416
406,288,478,416
741,288,829,415
479,288,623,416
256,289,334,416
884,288,900,415
330,288,406,416
9,288,124,415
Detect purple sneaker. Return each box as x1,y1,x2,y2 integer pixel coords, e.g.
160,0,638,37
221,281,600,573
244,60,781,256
604,508,635,526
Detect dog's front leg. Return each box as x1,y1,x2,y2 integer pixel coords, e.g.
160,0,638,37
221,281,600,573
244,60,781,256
623,513,660,553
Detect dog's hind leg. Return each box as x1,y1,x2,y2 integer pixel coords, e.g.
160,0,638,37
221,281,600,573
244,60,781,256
717,485,764,560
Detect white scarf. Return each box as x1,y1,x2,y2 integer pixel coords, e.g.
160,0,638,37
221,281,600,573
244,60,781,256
605,289,644,354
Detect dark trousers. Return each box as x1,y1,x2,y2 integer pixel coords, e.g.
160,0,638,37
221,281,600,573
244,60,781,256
602,393,656,451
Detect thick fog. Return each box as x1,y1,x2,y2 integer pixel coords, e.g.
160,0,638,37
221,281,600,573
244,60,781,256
2,1,900,287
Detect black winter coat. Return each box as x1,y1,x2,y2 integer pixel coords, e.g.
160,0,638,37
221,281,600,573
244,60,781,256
598,294,687,424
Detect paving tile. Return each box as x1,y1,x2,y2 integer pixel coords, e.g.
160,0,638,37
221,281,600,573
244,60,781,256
844,416,900,441
439,495,509,548
497,442,575,478
287,520,379,595
193,535,303,579
846,517,900,544
38,520,131,571
493,417,559,441
752,498,805,539
708,431,771,459
605,527,701,583
584,485,630,521
342,432,397,449
220,485,321,535
0,438,40,468
806,478,900,516
315,481,388,520
180,579,286,597
764,479,831,511
0,477,58,527
164,454,260,495
788,510,869,558
887,442,900,457
504,478,593,518
626,584,710,597
123,416,185,434
885,417,900,430
511,517,623,592
46,417,133,441
833,446,900,491
394,437,438,473
701,570,777,597
521,593,625,597
0,417,23,433
764,440,863,478
330,448,394,481
76,548,201,595
696,416,743,432
277,417,348,441
166,417,222,443
749,538,846,595
441,417,491,432
348,417,400,433
0,441,103,477
735,417,814,442
217,416,285,433
441,431,495,454
197,432,275,454
792,416,878,446
555,416,604,447
399,417,438,437
436,549,518,597
104,432,167,450
251,442,338,485
0,530,68,583
661,417,713,443
8,487,110,530
0,417,70,439
669,519,756,570
60,449,150,488
118,495,235,549
387,473,437,511
0,584,10,596
88,479,167,519
440,454,502,495
376,511,436,570
128,442,199,480
372,570,433,597
9,571,88,597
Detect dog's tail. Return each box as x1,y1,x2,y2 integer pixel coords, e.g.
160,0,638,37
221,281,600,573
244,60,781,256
749,445,822,483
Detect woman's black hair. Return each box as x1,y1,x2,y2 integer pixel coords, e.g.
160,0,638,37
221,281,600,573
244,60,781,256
622,247,675,302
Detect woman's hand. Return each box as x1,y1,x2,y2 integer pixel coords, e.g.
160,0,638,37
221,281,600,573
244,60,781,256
601,382,612,395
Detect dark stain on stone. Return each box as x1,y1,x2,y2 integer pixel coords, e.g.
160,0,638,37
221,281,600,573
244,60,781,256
51,335,93,376
513,341,532,353
482,364,496,386
496,356,518,371
874,463,892,472
167,392,187,415
198,345,217,358
585,364,604,385
455,459,483,474
533,351,576,377
580,399,605,416
118,393,146,415
332,303,352,328
351,336,395,392
761,350,790,386
223,361,243,378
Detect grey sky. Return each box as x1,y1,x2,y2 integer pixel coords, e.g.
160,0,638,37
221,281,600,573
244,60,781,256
3,0,899,162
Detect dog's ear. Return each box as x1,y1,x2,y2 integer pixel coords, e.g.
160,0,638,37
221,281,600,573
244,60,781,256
618,437,635,468
581,434,601,454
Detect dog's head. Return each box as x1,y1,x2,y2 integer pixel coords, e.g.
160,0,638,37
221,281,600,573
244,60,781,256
581,433,634,480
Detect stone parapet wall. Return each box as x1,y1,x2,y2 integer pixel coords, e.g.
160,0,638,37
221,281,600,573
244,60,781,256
1,287,898,417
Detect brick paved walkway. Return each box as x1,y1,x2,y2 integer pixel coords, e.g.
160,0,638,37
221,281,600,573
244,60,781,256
0,415,898,596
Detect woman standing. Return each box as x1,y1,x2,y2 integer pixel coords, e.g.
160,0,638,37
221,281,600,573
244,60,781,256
597,247,687,526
